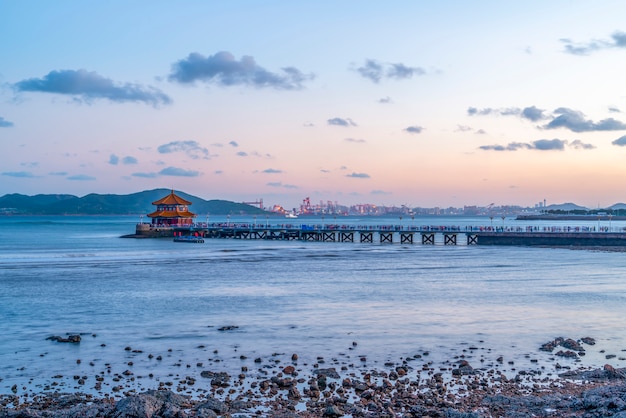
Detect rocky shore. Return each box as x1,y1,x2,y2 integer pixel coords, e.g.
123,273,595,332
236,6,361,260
2,335,626,417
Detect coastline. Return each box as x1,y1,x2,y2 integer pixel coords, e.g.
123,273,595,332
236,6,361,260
2,336,626,416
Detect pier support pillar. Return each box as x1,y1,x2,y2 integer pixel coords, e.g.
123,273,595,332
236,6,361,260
380,232,393,244
339,232,354,242
400,232,414,244
421,233,435,245
301,231,319,241
444,234,457,245
322,232,336,242
360,232,373,243
467,234,478,245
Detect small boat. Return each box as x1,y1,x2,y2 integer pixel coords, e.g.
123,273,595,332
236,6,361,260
173,236,205,243
285,212,298,219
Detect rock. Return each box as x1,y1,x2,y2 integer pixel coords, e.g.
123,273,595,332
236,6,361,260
283,365,296,375
313,368,340,379
288,386,301,400
195,396,227,415
114,390,190,418
46,334,81,343
555,350,578,358
217,325,239,331
581,336,596,345
539,337,564,352
324,404,343,416
561,338,585,352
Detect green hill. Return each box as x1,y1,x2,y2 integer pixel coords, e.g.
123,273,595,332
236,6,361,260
0,189,266,215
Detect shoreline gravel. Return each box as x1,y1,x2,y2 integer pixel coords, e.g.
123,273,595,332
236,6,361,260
2,335,626,416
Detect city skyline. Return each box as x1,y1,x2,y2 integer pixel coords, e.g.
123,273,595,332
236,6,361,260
2,1,626,209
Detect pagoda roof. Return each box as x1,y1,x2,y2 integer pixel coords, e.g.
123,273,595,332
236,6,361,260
152,190,192,206
147,209,196,218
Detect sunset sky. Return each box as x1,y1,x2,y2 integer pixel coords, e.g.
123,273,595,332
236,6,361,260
2,1,626,209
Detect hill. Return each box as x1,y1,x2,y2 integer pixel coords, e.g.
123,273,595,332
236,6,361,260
544,202,589,211
0,189,266,215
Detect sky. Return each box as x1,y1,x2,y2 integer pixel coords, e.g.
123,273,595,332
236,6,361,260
2,1,626,210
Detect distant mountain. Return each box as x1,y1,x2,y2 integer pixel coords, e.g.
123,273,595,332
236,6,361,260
544,202,589,211
0,189,266,215
609,203,626,210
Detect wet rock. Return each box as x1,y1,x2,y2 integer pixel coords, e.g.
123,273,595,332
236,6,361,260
555,350,578,358
539,337,564,352
561,338,585,352
581,336,596,345
288,386,301,400
46,334,81,343
195,396,227,415
313,368,340,379
217,325,239,331
114,390,190,418
324,404,343,416
452,360,475,376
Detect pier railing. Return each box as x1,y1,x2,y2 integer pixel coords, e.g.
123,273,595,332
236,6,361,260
183,223,621,233
135,221,626,246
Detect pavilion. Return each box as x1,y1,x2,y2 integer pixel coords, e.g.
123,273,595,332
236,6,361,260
147,190,196,227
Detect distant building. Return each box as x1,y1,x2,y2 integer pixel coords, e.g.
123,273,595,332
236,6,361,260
147,190,196,226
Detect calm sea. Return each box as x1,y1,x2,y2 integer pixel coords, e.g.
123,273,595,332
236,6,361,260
1,215,626,396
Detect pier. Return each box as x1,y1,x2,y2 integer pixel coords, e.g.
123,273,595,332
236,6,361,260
129,222,626,247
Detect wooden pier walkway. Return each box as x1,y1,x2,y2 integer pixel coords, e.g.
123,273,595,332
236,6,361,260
151,223,626,247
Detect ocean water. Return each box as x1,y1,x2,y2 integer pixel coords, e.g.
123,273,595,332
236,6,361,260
1,215,626,396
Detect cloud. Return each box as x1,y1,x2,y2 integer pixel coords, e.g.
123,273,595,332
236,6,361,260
49,171,67,176
371,190,391,195
468,105,626,131
344,138,366,143
521,106,545,122
543,108,626,132
132,172,158,178
2,171,36,178
327,117,357,127
303,121,315,127
228,140,238,147
356,59,425,83
346,172,371,179
262,168,282,173
388,62,425,79
0,116,14,127
159,167,201,177
267,182,298,189
467,106,546,121
109,154,119,165
378,96,392,104
67,174,96,181
157,140,209,159
122,156,138,164
479,138,594,151
612,135,626,146
168,51,314,90
14,69,171,106
236,151,248,157
404,126,423,134
533,139,567,150
569,140,595,150
561,31,626,55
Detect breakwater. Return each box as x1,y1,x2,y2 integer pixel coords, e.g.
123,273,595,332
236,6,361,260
124,222,626,246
